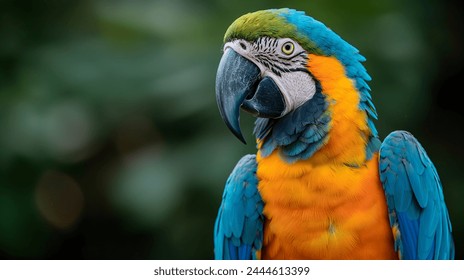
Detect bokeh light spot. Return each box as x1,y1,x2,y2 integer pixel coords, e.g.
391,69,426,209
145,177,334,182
35,170,84,230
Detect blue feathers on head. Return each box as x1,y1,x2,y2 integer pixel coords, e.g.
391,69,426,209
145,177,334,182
279,9,378,133
253,9,380,162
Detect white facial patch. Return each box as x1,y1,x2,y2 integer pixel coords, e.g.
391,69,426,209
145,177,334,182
270,71,316,115
224,38,317,116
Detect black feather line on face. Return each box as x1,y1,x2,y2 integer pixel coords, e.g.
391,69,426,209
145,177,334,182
249,38,309,77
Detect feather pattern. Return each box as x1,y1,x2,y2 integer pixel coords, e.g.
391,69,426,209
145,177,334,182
379,130,454,259
216,8,454,260
254,87,330,162
214,154,264,260
280,9,379,159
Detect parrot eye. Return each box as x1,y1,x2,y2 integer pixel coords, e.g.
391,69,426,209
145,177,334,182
281,42,294,55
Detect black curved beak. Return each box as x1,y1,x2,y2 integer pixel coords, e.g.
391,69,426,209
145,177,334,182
215,48,286,144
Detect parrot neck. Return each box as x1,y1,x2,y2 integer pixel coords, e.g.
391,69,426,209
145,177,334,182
254,89,330,163
254,54,380,165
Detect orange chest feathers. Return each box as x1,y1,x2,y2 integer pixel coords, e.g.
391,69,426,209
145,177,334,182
256,152,398,260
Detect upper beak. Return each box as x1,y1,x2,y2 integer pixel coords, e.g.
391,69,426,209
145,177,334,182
215,48,286,144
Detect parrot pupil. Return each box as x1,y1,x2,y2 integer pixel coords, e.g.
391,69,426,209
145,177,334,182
284,44,292,52
240,42,247,50
281,42,295,55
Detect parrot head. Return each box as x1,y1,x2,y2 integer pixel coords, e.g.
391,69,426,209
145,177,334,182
215,8,377,149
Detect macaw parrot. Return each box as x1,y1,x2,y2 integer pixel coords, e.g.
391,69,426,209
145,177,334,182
213,8,454,260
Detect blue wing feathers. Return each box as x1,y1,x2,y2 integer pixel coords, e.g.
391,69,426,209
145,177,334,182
397,212,419,259
379,130,454,259
214,154,264,260
404,160,427,207
238,245,251,260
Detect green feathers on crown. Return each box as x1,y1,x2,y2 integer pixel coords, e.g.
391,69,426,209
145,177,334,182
223,9,323,56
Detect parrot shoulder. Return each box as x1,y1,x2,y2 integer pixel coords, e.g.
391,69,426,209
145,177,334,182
214,154,264,260
379,130,454,259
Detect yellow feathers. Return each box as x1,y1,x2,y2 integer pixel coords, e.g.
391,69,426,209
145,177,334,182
256,55,397,259
308,54,371,165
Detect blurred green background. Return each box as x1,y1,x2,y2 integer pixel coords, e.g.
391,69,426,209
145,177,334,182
0,0,462,259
